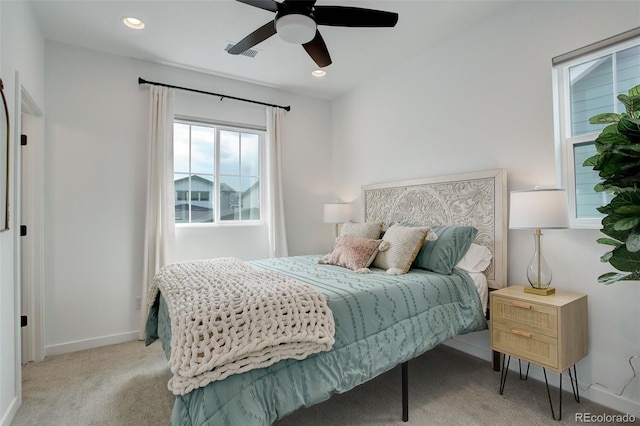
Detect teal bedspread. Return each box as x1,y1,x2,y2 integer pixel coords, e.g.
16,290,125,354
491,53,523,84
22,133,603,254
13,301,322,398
145,255,487,426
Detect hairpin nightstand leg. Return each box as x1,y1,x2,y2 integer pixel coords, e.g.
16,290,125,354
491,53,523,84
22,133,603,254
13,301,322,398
568,365,580,403
543,368,562,421
518,359,530,380
499,354,511,394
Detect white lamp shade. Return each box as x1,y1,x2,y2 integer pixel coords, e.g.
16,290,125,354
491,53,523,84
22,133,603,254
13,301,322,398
276,14,317,44
323,203,351,224
509,188,569,229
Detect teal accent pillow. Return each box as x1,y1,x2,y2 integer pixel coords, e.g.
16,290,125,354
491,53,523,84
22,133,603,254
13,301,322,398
413,226,478,274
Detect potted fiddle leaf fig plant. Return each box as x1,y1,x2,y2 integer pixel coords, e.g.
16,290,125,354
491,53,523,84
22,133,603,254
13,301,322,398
583,84,640,284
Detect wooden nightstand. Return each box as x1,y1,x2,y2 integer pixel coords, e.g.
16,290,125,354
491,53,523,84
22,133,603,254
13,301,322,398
490,285,588,420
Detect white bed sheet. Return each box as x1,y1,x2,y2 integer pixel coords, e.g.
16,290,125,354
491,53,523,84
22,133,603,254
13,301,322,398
467,271,488,314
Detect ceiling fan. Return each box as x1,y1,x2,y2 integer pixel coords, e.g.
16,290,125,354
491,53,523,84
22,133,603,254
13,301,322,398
228,0,399,68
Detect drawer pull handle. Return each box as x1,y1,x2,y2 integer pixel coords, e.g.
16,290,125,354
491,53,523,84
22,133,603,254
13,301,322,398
512,301,532,309
511,329,532,338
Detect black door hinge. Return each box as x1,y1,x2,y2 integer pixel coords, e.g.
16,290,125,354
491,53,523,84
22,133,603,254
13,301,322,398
21,316,28,327
20,225,27,237
21,134,27,146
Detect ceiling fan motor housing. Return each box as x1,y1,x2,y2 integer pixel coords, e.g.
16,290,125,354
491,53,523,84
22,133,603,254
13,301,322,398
275,11,317,44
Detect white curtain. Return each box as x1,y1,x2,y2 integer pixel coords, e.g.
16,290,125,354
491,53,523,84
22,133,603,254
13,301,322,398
265,107,288,258
140,85,175,339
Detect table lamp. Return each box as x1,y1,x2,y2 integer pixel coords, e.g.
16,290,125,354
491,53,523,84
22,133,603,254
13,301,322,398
323,203,351,239
509,188,569,295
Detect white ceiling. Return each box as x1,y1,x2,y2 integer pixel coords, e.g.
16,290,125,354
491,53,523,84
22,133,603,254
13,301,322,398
31,0,518,100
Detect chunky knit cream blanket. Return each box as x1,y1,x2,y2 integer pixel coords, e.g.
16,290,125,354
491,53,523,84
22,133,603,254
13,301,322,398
148,257,335,396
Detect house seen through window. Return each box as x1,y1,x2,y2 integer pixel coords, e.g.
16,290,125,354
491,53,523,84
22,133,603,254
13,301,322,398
554,33,640,228
174,119,263,223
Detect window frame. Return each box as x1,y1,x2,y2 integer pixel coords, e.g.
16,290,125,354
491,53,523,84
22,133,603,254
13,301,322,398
174,116,265,226
553,34,640,229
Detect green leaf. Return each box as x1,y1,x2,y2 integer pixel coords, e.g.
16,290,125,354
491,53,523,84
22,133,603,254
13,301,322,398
618,116,640,139
627,229,640,253
597,203,613,214
596,154,627,177
611,191,640,209
614,204,640,215
601,213,631,241
618,94,633,112
583,154,598,168
599,180,640,193
618,94,640,114
601,251,613,262
613,217,640,231
598,272,632,285
595,132,630,146
609,246,640,272
590,113,621,124
597,237,622,247
628,84,640,98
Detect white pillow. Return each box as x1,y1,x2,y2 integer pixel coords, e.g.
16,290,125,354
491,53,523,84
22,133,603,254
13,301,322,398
455,243,492,273
340,221,383,239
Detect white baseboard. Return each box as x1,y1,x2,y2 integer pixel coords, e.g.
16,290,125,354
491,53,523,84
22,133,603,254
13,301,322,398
0,396,20,426
513,365,640,418
443,328,494,364
44,331,140,356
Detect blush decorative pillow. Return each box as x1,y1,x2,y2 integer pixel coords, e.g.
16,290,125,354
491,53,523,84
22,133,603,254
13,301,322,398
372,224,430,274
326,235,383,272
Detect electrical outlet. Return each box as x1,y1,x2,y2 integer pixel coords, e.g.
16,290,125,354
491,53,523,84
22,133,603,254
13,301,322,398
135,296,142,310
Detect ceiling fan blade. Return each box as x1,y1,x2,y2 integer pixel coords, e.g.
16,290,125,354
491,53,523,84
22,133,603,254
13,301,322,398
303,31,332,68
228,21,277,54
282,0,317,8
235,0,279,13
313,6,399,27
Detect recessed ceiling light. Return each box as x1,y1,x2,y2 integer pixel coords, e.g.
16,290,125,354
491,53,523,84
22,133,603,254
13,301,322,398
312,69,326,77
123,17,145,30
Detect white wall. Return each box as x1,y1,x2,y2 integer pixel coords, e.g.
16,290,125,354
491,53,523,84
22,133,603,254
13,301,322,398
5,1,639,424
0,2,45,425
42,41,333,355
331,1,640,417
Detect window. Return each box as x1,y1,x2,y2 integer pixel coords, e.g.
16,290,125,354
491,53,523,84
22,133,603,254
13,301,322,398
554,30,640,228
173,118,263,224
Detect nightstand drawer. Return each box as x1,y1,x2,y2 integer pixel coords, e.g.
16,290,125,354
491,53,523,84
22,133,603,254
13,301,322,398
491,295,558,338
491,322,558,369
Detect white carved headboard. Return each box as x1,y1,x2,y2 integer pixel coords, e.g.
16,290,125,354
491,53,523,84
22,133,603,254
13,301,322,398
362,169,507,289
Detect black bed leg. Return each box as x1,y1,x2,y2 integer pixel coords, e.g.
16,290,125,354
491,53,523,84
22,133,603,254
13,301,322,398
492,350,501,372
402,361,408,422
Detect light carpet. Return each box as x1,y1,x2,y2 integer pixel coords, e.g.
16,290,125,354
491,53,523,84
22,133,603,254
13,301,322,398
12,341,634,425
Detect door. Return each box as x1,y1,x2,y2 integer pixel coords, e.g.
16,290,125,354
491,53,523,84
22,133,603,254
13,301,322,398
19,86,44,364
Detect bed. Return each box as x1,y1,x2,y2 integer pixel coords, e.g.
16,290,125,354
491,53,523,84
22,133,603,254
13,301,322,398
145,168,508,425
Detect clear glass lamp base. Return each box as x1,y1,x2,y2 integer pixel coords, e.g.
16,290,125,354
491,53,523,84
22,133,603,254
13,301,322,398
527,229,552,289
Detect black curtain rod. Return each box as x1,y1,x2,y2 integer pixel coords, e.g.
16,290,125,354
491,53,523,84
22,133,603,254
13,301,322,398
138,77,291,112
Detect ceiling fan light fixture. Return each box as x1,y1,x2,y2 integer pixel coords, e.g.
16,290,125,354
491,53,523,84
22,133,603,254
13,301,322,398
312,69,326,77
275,14,316,44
